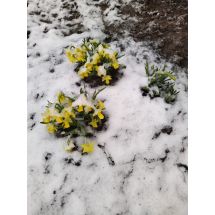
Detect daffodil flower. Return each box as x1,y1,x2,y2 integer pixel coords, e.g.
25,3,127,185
77,105,84,112
85,62,93,71
47,124,56,133
54,116,63,123
78,68,90,79
93,110,104,120
42,109,52,123
97,100,105,110
89,118,98,128
102,75,112,85
65,49,76,63
63,120,70,129
81,142,94,153
92,53,100,64
75,48,86,62
58,92,65,104
112,60,119,69
97,111,104,119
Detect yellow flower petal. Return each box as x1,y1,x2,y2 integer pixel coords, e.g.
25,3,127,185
55,116,63,123
97,111,104,120
43,115,51,123
63,120,70,129
97,100,105,110
58,92,65,104
65,49,76,63
77,105,84,112
47,124,56,133
89,118,98,128
112,60,119,69
81,142,94,153
102,75,112,85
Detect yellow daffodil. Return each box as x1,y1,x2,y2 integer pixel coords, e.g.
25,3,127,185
89,118,98,128
97,100,105,110
55,116,63,123
47,124,56,133
78,69,90,79
61,108,75,119
65,49,76,63
42,109,51,123
77,105,84,112
97,111,104,119
75,48,86,62
112,60,119,69
63,120,70,129
102,75,112,85
67,99,73,106
43,115,51,123
85,62,93,71
81,142,94,153
58,92,65,104
92,53,100,64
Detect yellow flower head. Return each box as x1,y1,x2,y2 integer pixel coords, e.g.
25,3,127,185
81,142,94,153
89,118,98,128
65,49,76,63
74,48,86,62
42,109,52,123
47,124,56,133
102,75,112,85
78,69,90,79
112,60,119,69
63,120,70,129
85,62,93,71
92,53,100,65
97,100,105,110
58,92,65,104
54,116,63,123
97,111,104,120
77,105,84,112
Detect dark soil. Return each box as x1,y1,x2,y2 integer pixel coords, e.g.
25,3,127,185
100,0,188,68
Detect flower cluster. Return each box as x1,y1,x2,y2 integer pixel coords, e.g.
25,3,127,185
41,88,107,153
140,62,179,104
66,38,123,85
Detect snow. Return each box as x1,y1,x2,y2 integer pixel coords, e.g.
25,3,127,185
28,0,188,214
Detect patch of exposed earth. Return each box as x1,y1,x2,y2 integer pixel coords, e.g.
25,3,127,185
100,0,188,68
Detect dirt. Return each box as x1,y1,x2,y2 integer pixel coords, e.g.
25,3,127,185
100,0,188,68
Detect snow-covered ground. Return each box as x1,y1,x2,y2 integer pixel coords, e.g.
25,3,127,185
28,0,188,214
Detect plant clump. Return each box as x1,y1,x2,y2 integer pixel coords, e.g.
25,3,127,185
41,87,107,154
65,38,125,87
140,62,179,104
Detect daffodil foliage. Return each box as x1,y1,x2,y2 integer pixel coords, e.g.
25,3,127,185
41,88,107,142
141,62,179,104
66,38,124,86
